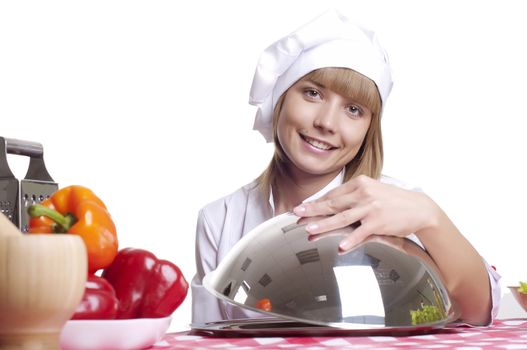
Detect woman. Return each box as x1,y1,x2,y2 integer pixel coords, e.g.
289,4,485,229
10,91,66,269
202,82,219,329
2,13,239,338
191,9,500,326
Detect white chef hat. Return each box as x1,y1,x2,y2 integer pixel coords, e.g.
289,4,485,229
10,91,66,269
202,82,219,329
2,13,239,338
249,9,393,142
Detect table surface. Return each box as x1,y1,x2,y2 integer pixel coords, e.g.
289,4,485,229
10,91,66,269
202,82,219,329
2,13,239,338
147,319,527,349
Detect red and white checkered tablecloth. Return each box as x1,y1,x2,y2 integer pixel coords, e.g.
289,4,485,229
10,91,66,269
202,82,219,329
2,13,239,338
148,319,527,350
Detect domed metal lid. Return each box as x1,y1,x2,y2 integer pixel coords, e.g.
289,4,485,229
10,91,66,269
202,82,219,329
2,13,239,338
203,212,459,331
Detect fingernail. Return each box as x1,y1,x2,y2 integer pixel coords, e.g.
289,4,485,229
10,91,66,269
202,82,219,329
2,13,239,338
307,234,318,242
306,223,318,233
339,240,354,251
293,205,305,214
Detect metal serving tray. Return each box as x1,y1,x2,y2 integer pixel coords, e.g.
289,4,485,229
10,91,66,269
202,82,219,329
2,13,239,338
190,316,458,337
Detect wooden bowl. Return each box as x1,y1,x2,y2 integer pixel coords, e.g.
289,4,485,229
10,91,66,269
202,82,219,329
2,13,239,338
0,234,87,350
508,286,527,312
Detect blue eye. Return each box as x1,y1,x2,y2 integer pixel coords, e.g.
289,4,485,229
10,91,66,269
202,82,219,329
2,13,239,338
346,105,362,117
304,89,321,99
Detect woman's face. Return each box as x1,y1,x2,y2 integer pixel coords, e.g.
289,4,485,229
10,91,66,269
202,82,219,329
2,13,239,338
277,78,372,178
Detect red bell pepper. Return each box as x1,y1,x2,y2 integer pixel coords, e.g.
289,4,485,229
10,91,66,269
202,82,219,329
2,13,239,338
101,248,188,319
72,274,119,320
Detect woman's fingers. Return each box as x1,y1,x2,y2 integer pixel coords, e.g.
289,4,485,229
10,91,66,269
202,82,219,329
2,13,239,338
303,212,379,253
304,206,366,235
294,192,358,217
337,222,373,252
294,175,377,217
319,175,372,199
294,176,435,253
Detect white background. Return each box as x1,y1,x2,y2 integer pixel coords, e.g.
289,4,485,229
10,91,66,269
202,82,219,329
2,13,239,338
1,0,526,330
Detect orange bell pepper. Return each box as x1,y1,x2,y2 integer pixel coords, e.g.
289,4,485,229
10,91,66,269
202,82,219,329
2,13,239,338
28,185,118,273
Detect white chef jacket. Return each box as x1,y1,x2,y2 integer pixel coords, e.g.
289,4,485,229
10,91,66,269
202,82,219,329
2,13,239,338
191,172,501,324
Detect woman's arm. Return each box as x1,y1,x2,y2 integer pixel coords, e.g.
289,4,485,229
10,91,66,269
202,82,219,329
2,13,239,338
294,175,492,325
412,194,491,325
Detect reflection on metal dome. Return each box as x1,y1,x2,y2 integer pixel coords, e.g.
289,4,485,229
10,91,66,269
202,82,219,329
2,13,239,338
203,212,459,330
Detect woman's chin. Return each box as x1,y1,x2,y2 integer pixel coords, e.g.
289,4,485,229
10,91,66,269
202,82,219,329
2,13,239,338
289,162,342,178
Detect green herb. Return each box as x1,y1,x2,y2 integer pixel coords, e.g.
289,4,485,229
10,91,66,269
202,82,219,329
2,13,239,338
410,304,442,325
518,281,527,294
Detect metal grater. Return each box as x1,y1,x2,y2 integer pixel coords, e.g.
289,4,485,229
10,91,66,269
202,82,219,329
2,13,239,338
0,138,18,227
0,136,58,233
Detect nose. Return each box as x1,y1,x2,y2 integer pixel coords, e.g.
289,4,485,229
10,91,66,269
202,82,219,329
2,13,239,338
313,100,339,134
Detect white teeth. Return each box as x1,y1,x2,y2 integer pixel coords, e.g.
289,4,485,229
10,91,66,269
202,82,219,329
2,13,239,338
304,136,332,150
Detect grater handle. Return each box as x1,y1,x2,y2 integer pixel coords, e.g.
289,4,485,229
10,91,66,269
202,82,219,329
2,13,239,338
4,138,44,158
3,137,55,182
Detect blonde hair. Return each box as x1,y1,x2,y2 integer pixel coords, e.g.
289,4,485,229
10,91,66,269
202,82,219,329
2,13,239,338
257,67,383,198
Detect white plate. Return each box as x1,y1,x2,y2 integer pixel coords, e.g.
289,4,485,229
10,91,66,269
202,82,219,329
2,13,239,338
60,317,171,350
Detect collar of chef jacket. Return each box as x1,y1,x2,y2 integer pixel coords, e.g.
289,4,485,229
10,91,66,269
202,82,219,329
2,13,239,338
268,169,345,216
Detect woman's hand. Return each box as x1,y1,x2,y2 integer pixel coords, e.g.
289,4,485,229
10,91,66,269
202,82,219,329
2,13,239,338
293,175,440,252
295,175,493,325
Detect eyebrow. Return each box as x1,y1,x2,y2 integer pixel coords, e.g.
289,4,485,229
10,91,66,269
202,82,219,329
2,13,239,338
305,79,326,89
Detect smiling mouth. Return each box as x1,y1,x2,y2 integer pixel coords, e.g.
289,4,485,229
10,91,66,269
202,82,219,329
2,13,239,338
300,134,337,151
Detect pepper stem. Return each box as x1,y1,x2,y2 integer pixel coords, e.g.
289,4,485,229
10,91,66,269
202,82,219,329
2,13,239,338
27,204,77,233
